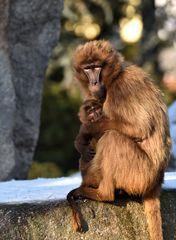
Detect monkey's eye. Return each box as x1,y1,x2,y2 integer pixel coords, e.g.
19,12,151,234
84,63,103,69
84,66,91,70
85,106,95,113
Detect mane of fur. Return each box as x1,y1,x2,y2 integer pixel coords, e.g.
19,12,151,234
73,40,124,96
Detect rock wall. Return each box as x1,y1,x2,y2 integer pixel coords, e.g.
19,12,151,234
0,190,175,240
0,0,63,180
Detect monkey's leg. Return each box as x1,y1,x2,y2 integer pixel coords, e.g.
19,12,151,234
102,131,163,240
72,184,115,202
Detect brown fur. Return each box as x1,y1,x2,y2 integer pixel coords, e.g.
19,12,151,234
67,40,171,239
75,99,119,174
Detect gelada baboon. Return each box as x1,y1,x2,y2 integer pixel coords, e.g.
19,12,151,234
67,40,171,240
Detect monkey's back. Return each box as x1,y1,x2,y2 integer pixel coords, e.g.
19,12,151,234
91,65,171,195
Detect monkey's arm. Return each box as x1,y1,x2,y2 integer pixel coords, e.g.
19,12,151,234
87,116,154,141
109,117,154,141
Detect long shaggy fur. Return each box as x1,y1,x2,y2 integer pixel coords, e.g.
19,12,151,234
67,40,171,239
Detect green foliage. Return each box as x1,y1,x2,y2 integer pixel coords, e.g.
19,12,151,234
34,81,81,176
28,161,62,179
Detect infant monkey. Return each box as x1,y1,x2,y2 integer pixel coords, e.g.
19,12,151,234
75,99,104,162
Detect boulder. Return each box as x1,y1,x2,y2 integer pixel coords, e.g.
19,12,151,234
0,190,175,240
0,0,63,180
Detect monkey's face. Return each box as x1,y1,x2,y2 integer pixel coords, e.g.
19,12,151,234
73,40,123,100
83,63,106,100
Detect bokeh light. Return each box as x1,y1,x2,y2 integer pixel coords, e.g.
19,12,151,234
120,15,143,43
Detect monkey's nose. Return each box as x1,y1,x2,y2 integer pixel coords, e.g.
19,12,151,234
92,80,98,85
84,68,101,85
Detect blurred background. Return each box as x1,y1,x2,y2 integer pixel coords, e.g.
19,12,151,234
28,0,176,179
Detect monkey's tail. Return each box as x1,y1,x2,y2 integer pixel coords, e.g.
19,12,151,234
143,188,163,240
67,189,83,232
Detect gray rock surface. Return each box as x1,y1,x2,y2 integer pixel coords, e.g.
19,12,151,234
0,190,175,240
0,0,63,180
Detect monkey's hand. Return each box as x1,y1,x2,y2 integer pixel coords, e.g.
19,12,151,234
82,145,96,162
89,108,104,122
74,124,92,154
85,117,112,139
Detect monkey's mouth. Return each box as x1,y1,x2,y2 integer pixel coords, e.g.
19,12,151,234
89,84,106,100
88,84,101,93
